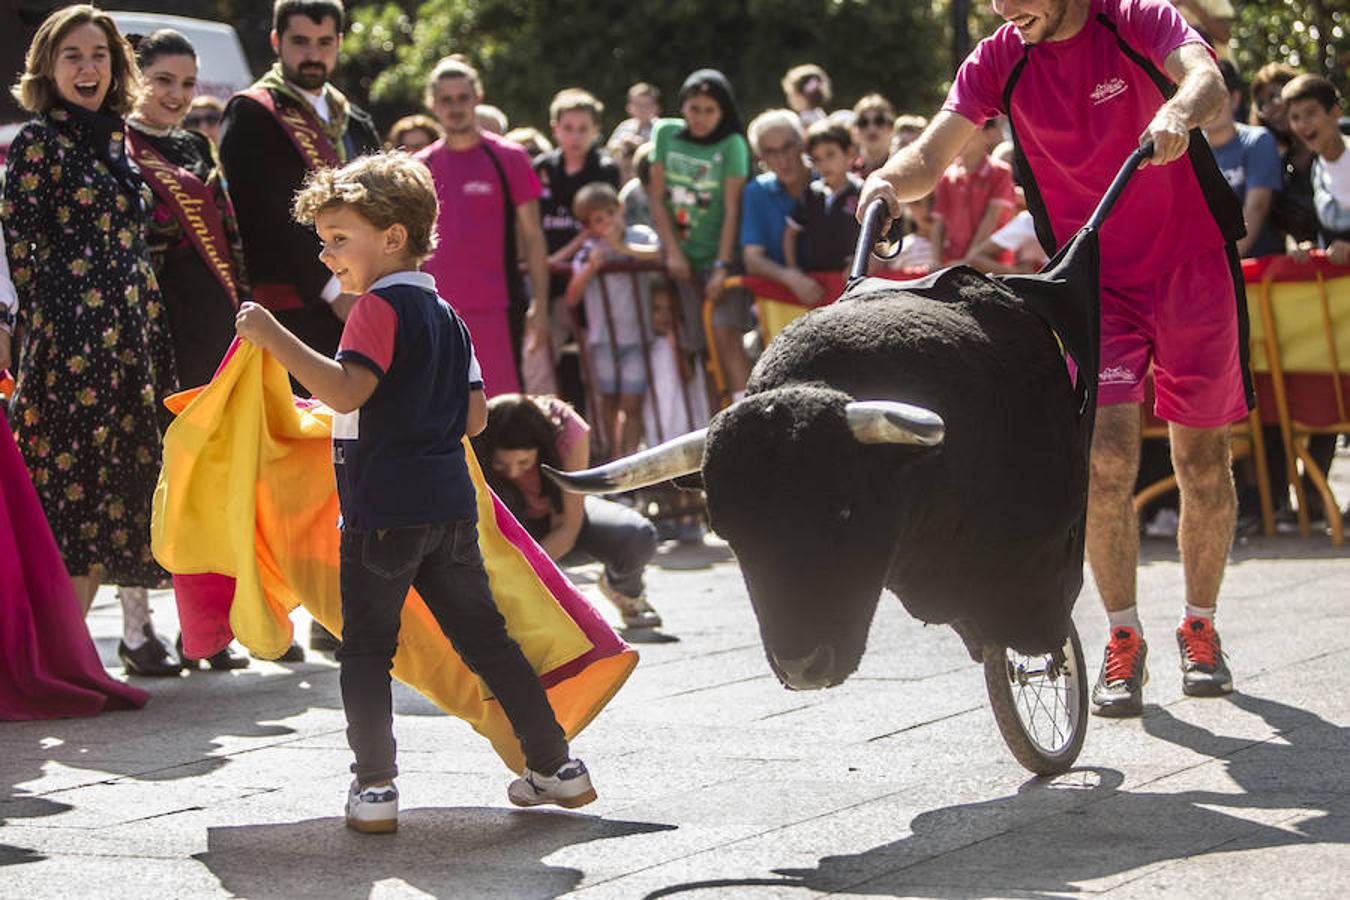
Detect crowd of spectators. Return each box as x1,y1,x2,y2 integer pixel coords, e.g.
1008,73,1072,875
3,0,1349,704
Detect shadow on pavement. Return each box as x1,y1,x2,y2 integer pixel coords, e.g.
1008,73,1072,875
645,692,1348,898
196,806,675,899
0,665,343,866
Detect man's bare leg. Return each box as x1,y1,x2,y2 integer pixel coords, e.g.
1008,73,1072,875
1086,403,1149,716
1169,422,1234,610
1086,404,1141,613
1169,421,1236,696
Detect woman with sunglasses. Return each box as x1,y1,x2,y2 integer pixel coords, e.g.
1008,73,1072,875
850,94,896,177
184,94,224,146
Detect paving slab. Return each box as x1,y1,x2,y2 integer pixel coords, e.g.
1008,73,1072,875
3,455,1349,898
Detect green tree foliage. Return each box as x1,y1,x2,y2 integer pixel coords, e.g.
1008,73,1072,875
339,0,949,133
1233,0,1349,97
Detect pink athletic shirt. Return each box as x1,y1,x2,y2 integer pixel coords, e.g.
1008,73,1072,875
943,0,1228,287
417,131,541,314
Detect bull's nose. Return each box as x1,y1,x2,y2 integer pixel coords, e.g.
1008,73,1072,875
773,645,836,691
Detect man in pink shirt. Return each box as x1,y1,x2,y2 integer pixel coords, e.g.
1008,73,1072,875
416,56,551,396
861,0,1249,717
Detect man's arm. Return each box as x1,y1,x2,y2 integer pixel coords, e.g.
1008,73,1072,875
1146,42,1228,166
858,111,975,224
235,303,377,413
515,199,552,347
1174,0,1232,48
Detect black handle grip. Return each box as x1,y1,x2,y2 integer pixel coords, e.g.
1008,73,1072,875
848,199,897,286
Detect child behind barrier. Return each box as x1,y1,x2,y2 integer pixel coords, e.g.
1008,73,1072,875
564,183,661,459
235,152,596,834
1283,74,1350,265
783,119,863,274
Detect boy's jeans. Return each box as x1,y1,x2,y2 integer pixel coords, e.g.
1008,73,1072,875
336,519,569,785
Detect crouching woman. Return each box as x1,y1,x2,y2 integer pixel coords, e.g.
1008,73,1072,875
474,394,661,629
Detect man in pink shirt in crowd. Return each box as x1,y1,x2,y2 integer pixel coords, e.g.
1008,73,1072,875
932,120,1017,263
416,56,551,396
861,0,1250,717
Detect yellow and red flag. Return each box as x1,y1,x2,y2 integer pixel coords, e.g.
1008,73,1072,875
151,340,635,771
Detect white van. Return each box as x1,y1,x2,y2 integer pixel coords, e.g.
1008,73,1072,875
109,12,254,101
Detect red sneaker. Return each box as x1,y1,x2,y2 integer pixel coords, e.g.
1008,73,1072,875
1091,626,1148,717
1176,616,1233,697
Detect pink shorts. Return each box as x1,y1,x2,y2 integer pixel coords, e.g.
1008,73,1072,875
1097,245,1250,428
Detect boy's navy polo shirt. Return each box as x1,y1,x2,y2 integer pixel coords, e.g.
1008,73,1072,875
333,271,484,530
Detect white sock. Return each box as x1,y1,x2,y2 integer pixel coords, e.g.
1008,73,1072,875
1183,604,1215,624
731,390,746,403
1106,606,1142,635
119,586,152,649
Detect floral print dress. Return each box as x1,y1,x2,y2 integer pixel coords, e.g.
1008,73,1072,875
1,107,177,585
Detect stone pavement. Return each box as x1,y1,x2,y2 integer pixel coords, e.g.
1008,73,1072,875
3,464,1349,898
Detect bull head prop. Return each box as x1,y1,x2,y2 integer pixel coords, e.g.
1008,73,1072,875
543,399,944,495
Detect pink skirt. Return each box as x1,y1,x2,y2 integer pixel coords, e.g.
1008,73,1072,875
0,411,148,720
458,307,521,397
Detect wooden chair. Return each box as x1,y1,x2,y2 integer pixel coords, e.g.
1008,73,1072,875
1245,252,1350,545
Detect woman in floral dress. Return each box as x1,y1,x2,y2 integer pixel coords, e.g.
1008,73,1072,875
2,6,180,676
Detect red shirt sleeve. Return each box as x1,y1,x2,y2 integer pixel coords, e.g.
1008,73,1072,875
337,293,397,377
989,160,1017,207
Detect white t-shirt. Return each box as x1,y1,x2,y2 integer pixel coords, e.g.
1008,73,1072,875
574,224,660,346
990,210,1049,266
890,233,937,270
1312,139,1350,236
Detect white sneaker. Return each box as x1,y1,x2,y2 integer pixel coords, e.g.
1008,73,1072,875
598,573,662,629
508,758,597,809
345,779,398,833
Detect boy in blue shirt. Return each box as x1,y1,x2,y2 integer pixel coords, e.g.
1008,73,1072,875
235,152,595,834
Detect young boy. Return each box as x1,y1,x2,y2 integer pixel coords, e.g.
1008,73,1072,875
234,153,595,835
564,182,661,459
537,88,621,265
1283,74,1350,265
782,120,863,273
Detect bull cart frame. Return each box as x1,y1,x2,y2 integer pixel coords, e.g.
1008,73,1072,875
849,143,1154,775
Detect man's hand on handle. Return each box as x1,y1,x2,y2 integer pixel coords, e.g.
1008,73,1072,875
1139,107,1190,167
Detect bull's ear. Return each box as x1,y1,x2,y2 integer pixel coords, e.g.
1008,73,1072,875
845,401,944,447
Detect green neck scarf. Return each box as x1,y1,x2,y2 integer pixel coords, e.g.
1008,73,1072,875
255,63,351,162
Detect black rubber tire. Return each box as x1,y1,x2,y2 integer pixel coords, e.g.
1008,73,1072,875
984,622,1088,775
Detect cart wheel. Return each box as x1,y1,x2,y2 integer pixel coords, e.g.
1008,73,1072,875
984,621,1088,775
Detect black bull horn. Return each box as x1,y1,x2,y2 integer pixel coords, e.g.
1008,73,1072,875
542,400,944,495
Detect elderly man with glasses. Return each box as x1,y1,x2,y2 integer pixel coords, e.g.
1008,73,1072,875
739,109,824,305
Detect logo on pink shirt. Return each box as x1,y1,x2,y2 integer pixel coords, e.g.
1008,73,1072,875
1090,77,1128,105
463,180,494,196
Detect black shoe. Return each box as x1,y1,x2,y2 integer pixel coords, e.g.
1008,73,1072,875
1091,626,1148,717
255,640,306,662
177,634,250,671
310,620,341,653
119,625,184,677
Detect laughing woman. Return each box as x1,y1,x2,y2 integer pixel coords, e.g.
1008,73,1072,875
2,6,181,676
127,29,247,392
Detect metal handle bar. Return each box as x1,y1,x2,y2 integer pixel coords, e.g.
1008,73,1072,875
1085,140,1155,231
848,198,900,287
848,141,1156,290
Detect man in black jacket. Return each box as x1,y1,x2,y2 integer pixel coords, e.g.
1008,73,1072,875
221,0,380,360
221,1,379,655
